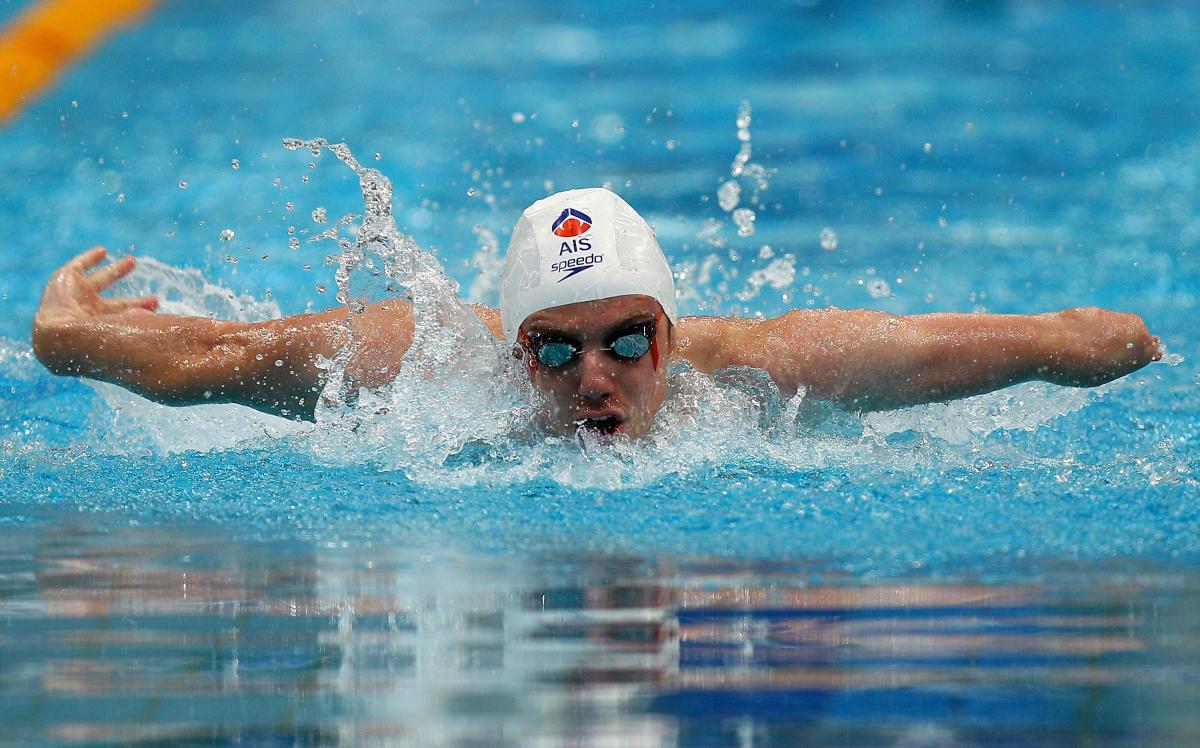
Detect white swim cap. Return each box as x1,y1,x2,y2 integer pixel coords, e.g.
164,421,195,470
499,188,678,343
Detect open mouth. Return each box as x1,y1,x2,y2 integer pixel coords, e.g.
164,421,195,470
577,414,624,435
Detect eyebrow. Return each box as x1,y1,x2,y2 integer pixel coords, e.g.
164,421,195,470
525,312,656,339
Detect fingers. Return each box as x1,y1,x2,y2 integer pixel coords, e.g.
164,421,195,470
65,246,108,272
102,296,158,314
88,255,137,291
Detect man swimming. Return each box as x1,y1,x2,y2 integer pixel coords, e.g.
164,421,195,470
31,188,1162,438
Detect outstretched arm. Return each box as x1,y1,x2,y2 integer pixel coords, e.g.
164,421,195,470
677,307,1162,410
32,247,421,420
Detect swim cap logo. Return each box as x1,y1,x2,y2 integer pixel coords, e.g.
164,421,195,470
551,208,591,238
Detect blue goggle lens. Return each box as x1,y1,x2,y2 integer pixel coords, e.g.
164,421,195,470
535,341,577,368
610,332,651,360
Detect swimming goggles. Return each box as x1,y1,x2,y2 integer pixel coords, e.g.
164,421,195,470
520,312,662,370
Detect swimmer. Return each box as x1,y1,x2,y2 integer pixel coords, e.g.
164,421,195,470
31,188,1162,437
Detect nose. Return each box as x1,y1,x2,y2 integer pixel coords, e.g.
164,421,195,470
575,349,617,402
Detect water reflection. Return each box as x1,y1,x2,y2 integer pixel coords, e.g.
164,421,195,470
1,506,1197,746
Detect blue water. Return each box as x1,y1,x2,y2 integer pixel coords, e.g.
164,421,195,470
2,0,1199,744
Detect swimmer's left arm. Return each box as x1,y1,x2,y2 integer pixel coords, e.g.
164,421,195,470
678,307,1162,410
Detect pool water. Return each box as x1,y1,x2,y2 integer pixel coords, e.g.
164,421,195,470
2,0,1198,744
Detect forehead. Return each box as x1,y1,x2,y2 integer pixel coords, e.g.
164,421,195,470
522,295,660,334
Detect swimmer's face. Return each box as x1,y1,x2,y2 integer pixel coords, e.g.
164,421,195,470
518,295,674,439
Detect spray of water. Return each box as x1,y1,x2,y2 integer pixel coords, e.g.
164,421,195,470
49,138,1170,488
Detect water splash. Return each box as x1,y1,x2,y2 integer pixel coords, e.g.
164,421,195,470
280,137,528,473
92,258,310,454
39,139,1161,489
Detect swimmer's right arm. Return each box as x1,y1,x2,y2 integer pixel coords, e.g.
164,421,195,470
32,248,422,420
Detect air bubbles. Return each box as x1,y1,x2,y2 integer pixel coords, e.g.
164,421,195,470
511,112,526,124
178,180,188,189
819,227,839,251
274,359,283,367
116,193,125,203
289,237,300,250
316,284,327,294
285,202,295,211
223,255,237,264
311,207,327,224
923,142,933,154
466,188,478,197
666,139,678,151
219,228,235,242
374,152,382,161
230,159,240,170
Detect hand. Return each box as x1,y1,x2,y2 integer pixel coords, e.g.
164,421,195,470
34,247,158,328
32,247,159,371
1042,307,1163,386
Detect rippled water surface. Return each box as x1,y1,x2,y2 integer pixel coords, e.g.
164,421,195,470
1,0,1198,744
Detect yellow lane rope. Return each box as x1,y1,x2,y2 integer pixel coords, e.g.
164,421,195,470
0,0,159,123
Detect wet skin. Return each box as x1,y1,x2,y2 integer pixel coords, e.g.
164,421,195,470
518,295,673,439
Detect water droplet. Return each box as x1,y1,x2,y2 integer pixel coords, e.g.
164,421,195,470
311,207,327,224
178,181,188,189
230,158,240,170
732,208,757,237
717,181,741,212
819,227,839,251
219,228,235,242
